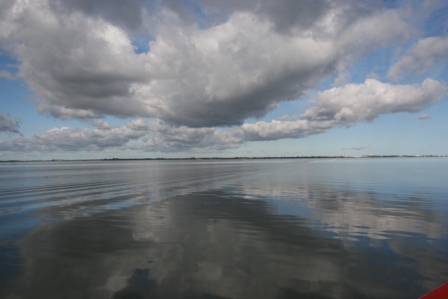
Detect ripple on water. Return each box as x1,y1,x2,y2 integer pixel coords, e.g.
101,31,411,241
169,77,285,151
0,159,447,299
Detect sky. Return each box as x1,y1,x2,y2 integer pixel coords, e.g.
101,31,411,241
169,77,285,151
0,0,447,160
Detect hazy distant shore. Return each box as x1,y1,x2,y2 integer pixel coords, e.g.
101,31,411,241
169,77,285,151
1,155,446,163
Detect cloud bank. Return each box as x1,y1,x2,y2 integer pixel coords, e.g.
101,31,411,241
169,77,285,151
1,79,444,153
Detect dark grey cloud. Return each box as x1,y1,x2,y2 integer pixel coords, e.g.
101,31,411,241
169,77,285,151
0,113,21,135
196,0,384,33
50,0,144,32
186,0,330,32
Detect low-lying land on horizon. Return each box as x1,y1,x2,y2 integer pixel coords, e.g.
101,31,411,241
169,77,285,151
2,155,446,163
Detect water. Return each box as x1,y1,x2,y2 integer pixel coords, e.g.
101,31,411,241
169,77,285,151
0,158,447,299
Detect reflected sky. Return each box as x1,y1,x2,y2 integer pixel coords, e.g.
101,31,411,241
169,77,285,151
0,158,447,299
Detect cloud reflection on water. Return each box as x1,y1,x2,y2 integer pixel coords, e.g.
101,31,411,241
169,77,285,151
1,159,447,299
229,183,445,240
4,187,444,299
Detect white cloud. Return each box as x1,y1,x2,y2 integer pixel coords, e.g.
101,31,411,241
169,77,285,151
92,119,112,130
388,36,448,80
0,119,240,153
137,121,241,152
301,78,446,125
237,120,329,142
0,113,21,135
0,119,149,152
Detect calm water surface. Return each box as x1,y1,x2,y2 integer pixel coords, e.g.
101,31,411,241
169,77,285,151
0,158,447,299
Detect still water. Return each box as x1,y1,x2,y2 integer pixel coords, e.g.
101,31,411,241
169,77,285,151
0,158,447,299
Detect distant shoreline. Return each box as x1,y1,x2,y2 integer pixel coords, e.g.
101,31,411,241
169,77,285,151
1,155,447,163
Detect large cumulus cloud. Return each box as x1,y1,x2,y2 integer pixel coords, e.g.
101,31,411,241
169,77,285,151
1,0,409,127
1,0,149,119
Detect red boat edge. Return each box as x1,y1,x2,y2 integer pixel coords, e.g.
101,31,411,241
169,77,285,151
419,283,448,299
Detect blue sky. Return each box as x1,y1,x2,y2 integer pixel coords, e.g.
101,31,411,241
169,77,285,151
0,0,447,160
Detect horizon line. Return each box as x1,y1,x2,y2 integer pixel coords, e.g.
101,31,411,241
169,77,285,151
2,155,447,163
